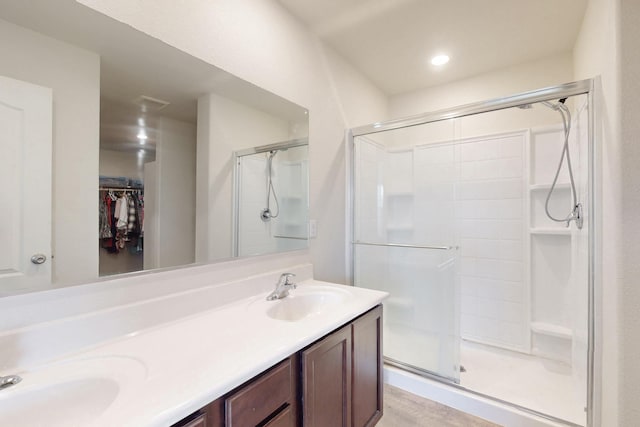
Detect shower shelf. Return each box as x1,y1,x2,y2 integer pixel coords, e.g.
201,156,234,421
386,224,413,231
530,227,571,236
530,322,572,340
385,192,413,197
529,182,571,191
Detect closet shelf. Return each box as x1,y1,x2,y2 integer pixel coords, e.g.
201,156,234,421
530,227,571,236
531,322,573,340
529,182,571,191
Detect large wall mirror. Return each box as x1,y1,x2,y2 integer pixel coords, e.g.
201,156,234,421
0,0,308,296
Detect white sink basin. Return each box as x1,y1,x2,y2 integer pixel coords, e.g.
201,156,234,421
0,356,147,427
0,377,119,426
266,286,350,321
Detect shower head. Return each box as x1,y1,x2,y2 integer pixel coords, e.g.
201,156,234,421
267,147,289,159
518,98,568,111
542,98,569,111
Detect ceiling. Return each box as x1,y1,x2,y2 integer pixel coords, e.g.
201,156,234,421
277,0,588,95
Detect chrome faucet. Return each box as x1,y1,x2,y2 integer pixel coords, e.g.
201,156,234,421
0,374,21,390
266,273,296,300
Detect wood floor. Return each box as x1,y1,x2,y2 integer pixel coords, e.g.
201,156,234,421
377,385,502,427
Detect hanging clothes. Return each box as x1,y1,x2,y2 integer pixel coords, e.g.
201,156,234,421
99,188,144,255
99,191,112,239
115,195,129,230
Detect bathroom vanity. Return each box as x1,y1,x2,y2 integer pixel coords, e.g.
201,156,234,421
0,258,387,427
173,305,382,427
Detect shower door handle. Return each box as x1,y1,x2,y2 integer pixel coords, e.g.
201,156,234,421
354,241,456,251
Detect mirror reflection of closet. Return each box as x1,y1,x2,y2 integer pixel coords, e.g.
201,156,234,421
98,97,196,277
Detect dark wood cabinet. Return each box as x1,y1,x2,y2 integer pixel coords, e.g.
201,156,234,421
172,412,208,427
264,405,295,427
352,305,383,427
301,305,383,427
301,324,352,426
225,357,297,426
173,305,382,427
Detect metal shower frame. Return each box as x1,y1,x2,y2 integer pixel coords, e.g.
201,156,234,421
347,78,600,427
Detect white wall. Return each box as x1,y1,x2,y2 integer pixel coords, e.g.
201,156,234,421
78,0,389,285
573,0,621,425
155,117,197,269
619,0,640,425
196,93,292,262
143,161,159,270
390,53,574,118
0,18,100,287
99,149,146,182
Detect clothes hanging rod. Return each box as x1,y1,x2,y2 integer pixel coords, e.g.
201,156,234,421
353,241,456,251
99,187,143,191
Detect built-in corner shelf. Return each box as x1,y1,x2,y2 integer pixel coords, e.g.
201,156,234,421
530,227,571,236
531,321,573,340
385,191,414,198
529,182,571,191
386,224,413,232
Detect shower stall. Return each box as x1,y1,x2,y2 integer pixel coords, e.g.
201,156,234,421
350,80,595,426
233,139,309,257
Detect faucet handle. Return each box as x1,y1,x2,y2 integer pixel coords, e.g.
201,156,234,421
281,272,296,286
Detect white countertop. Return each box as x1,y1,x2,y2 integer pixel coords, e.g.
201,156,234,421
0,280,388,426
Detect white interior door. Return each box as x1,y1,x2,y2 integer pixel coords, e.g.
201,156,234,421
0,75,52,296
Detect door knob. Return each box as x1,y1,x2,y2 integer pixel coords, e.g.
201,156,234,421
30,254,47,265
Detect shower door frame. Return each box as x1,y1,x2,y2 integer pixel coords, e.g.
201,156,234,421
348,78,600,427
232,138,308,257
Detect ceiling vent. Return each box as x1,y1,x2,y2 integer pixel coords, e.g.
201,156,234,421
133,95,170,113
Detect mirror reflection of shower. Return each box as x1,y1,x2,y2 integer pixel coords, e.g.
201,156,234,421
261,149,287,222
233,139,309,258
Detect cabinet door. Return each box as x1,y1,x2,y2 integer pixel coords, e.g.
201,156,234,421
302,325,352,427
352,305,383,427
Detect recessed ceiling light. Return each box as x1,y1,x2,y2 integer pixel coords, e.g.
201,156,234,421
431,54,450,66
137,131,148,140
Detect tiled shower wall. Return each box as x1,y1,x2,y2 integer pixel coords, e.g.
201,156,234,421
359,133,528,352
453,133,527,351
411,132,527,351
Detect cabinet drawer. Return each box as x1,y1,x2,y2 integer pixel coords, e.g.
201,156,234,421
171,411,207,427
264,406,295,427
180,413,207,427
226,357,293,426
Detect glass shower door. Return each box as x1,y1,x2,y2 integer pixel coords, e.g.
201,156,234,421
353,132,461,382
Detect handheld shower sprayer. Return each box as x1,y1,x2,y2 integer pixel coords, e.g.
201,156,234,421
260,150,280,221
540,98,583,230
